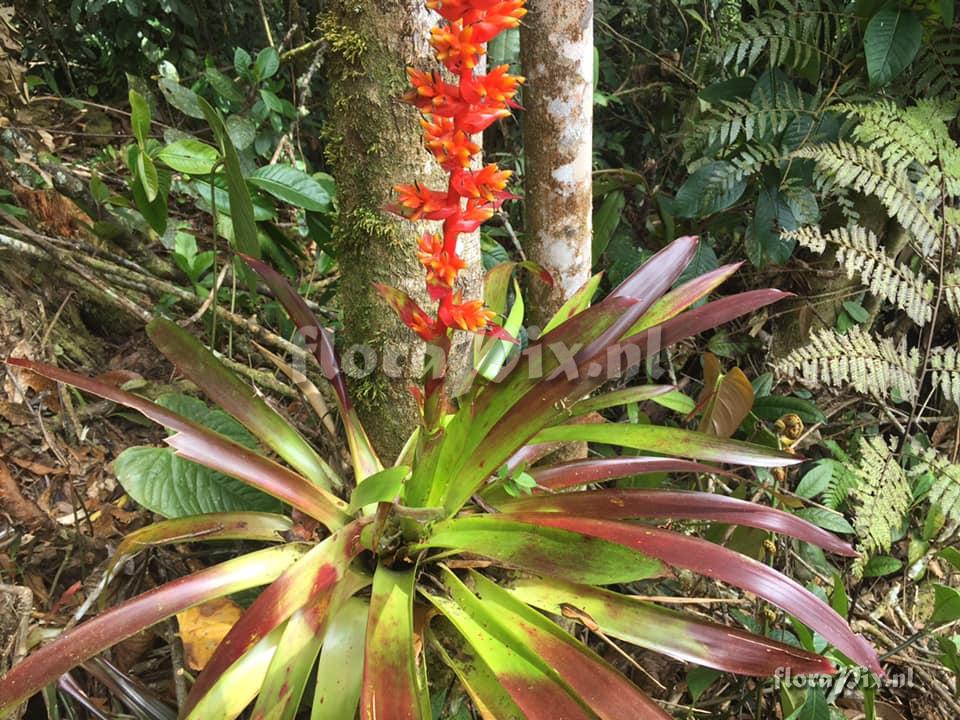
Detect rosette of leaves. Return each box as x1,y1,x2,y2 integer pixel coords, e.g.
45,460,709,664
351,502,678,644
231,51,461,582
0,237,880,719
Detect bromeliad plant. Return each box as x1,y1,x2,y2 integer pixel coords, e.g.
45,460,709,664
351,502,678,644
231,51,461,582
0,2,881,719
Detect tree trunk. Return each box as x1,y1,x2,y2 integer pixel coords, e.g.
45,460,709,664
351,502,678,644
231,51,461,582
520,0,594,329
320,1,481,461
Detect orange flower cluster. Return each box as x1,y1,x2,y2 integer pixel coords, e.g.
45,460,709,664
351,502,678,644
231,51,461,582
382,0,525,344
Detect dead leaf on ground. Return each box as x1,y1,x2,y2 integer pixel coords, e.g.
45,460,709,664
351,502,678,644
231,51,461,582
177,597,245,671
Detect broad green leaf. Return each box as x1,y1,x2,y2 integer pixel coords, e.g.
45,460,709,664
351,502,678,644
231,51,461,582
650,389,697,414
938,547,960,572
205,66,243,103
129,88,151,145
422,516,663,584
931,584,960,625
593,190,625,262
861,555,902,577
752,395,826,424
796,507,854,534
864,8,922,87
158,78,205,119
673,161,746,218
312,598,369,720
137,151,159,202
114,445,282,518
226,115,256,150
247,164,332,212
255,47,281,81
157,139,220,175
794,460,835,499
541,272,603,334
348,466,409,511
687,667,720,702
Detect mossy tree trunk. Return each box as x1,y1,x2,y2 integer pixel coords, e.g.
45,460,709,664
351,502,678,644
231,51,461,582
520,0,594,329
321,1,481,462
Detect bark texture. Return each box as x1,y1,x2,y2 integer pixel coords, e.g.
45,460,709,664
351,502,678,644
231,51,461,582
520,0,594,328
321,1,480,460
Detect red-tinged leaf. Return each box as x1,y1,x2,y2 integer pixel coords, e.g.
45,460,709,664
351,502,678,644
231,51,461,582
531,423,801,468
240,255,347,409
504,575,837,677
627,262,742,335
427,626,524,720
182,523,365,717
420,516,663,584
696,353,754,438
541,272,603,334
528,457,739,491
373,283,437,338
462,571,671,720
183,625,286,720
147,318,341,489
165,432,348,527
312,598,369,720
424,584,596,720
360,566,428,720
484,261,552,316
0,545,309,716
446,289,790,514
608,234,699,301
496,489,857,556
568,385,675,416
100,512,292,604
4,358,349,527
500,513,882,674
241,255,383,481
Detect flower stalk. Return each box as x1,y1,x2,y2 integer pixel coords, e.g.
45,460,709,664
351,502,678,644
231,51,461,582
378,0,526,424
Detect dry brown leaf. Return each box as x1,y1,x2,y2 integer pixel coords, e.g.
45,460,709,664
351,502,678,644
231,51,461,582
176,597,245,671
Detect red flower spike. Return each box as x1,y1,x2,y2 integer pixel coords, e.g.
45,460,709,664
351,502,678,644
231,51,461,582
389,0,524,354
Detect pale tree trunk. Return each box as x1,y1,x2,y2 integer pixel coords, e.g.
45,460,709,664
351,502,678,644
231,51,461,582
520,0,594,330
321,1,482,461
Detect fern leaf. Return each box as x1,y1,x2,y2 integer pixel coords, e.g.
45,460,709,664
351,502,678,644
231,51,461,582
794,142,941,255
929,346,960,406
910,446,960,540
945,271,960,318
775,327,919,401
786,225,934,324
849,436,911,571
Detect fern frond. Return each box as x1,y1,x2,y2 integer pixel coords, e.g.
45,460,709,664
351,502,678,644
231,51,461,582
944,271,960,318
794,142,941,254
929,346,960,406
775,326,919,401
850,436,911,569
911,446,960,539
823,461,859,510
719,0,848,72
786,225,934,324
904,29,960,101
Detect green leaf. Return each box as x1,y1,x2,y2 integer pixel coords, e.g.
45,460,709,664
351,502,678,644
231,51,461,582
649,389,697,414
592,190,625,262
157,139,220,175
205,66,243,103
225,115,256,150
128,88,151,146
864,8,922,87
312,598,368,720
931,584,960,625
113,393,281,517
136,151,159,202
254,47,281,81
796,688,830,720
752,395,826,424
158,78,205,119
673,161,747,218
198,97,261,264
940,0,956,27
687,667,720,702
794,461,834,499
348,466,409,511
795,507,854,534
842,300,869,323
938,547,960,572
862,555,903,577
247,164,332,212
234,47,253,76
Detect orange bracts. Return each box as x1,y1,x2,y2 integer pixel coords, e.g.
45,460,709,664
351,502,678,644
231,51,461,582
382,0,525,344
